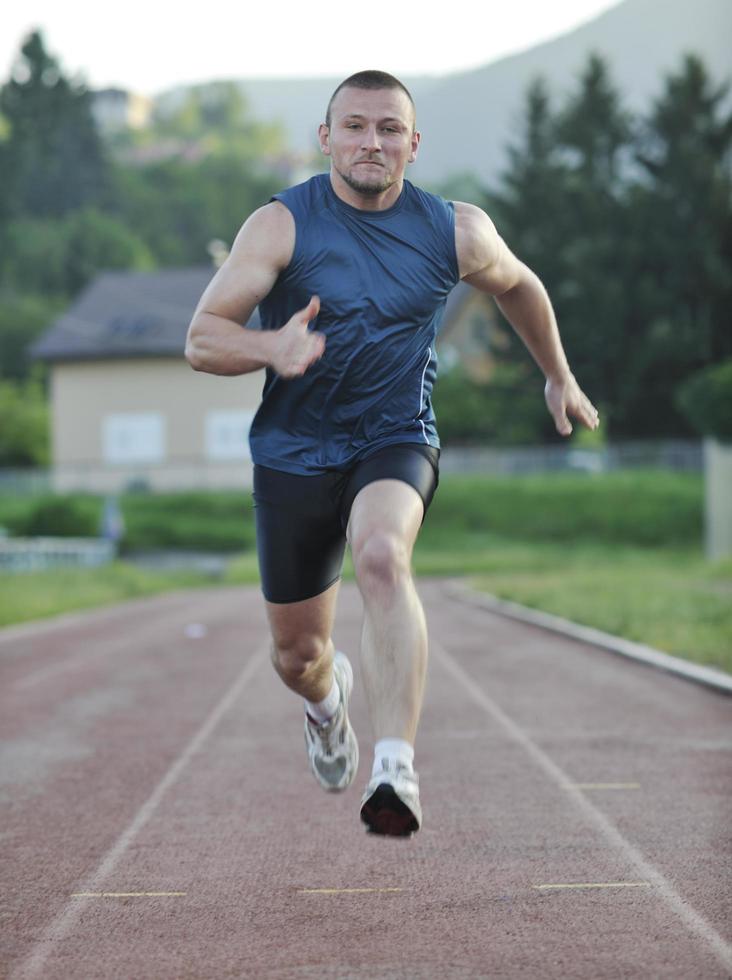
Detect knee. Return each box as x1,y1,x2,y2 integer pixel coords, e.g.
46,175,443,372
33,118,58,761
352,529,410,594
271,633,327,680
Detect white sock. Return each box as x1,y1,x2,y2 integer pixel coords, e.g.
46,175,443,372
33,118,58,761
304,677,340,724
372,738,414,777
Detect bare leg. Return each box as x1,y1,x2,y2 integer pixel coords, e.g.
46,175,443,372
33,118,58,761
348,480,426,744
265,579,340,702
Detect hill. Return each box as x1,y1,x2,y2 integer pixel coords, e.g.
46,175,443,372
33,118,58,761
155,0,731,188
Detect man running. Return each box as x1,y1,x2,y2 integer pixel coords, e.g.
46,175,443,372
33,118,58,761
185,70,599,837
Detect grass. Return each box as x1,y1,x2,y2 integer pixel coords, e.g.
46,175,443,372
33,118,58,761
0,562,213,628
1,470,729,674
457,542,731,673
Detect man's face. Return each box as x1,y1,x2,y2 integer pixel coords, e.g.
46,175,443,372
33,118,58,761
319,87,420,197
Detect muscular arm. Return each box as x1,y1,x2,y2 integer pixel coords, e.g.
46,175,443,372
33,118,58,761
453,201,599,435
185,202,324,378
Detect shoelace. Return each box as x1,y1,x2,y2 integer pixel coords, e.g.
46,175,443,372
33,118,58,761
310,704,343,755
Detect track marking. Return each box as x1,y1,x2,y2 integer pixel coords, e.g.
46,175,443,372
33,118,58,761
573,783,641,790
12,646,265,980
533,882,651,891
71,892,186,898
297,888,403,894
432,639,732,974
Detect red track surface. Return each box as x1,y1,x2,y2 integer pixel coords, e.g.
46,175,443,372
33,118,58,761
2,581,731,979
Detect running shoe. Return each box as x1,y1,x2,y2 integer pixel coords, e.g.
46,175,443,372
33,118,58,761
360,759,422,836
304,651,359,792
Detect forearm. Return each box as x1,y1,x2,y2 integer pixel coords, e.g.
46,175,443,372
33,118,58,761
185,312,274,376
494,268,572,383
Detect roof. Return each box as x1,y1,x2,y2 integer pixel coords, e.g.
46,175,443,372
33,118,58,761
32,267,474,364
32,267,261,363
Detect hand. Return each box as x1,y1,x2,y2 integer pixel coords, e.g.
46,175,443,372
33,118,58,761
544,373,600,437
270,296,325,378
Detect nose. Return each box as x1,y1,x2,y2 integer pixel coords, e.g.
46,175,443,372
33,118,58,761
361,125,381,152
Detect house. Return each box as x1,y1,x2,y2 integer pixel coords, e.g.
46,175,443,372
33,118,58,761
32,267,261,493
32,268,499,493
91,88,154,135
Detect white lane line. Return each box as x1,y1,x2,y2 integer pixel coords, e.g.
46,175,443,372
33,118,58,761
71,892,186,898
12,647,265,980
433,640,732,974
533,882,651,891
573,783,641,790
298,888,404,895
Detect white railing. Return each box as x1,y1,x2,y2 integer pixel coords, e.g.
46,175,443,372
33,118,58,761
0,537,116,573
0,441,703,497
439,440,702,475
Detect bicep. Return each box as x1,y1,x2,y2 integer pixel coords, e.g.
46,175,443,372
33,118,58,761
454,201,524,296
192,202,294,324
463,236,524,296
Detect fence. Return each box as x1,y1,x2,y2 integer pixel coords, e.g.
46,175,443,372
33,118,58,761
439,440,702,475
0,441,703,497
0,537,115,573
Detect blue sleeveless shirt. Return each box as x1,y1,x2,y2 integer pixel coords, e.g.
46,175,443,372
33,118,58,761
249,173,460,474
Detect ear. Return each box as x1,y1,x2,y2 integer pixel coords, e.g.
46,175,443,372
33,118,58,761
408,129,421,165
318,123,331,157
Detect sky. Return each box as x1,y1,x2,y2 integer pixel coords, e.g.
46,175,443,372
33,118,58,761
2,0,622,95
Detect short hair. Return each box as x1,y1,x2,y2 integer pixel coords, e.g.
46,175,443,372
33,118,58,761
325,70,416,130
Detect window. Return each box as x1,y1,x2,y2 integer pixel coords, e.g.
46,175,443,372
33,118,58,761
205,411,253,461
103,413,165,464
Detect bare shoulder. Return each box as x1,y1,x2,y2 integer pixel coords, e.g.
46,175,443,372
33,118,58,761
453,201,524,295
453,201,501,279
229,200,295,271
191,202,295,323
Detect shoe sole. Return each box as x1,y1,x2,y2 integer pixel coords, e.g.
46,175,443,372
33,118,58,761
360,783,420,837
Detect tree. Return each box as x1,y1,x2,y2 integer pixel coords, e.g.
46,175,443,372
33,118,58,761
0,377,49,466
0,31,110,222
494,77,568,290
550,54,634,432
108,155,281,266
617,54,732,436
0,293,63,381
1,209,154,298
143,81,284,160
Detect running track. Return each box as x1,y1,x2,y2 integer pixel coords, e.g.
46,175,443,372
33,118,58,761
2,581,731,979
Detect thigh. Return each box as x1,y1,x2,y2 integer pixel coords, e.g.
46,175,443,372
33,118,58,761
347,479,425,559
343,444,440,551
253,465,347,605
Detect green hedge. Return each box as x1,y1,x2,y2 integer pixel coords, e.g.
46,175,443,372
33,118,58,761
0,471,703,552
120,492,256,553
423,470,702,548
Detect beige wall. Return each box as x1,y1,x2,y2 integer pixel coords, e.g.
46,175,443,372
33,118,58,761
51,358,263,492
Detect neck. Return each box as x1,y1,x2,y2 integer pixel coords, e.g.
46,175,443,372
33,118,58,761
329,168,404,211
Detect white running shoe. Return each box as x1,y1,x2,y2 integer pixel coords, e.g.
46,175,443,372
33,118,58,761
360,759,422,836
304,651,359,792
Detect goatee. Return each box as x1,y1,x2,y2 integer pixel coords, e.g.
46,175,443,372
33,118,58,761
337,165,393,197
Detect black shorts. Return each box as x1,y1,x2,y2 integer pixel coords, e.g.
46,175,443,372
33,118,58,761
252,443,440,604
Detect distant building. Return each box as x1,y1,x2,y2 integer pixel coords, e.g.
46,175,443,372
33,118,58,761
32,269,498,493
91,88,153,135
32,267,262,493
